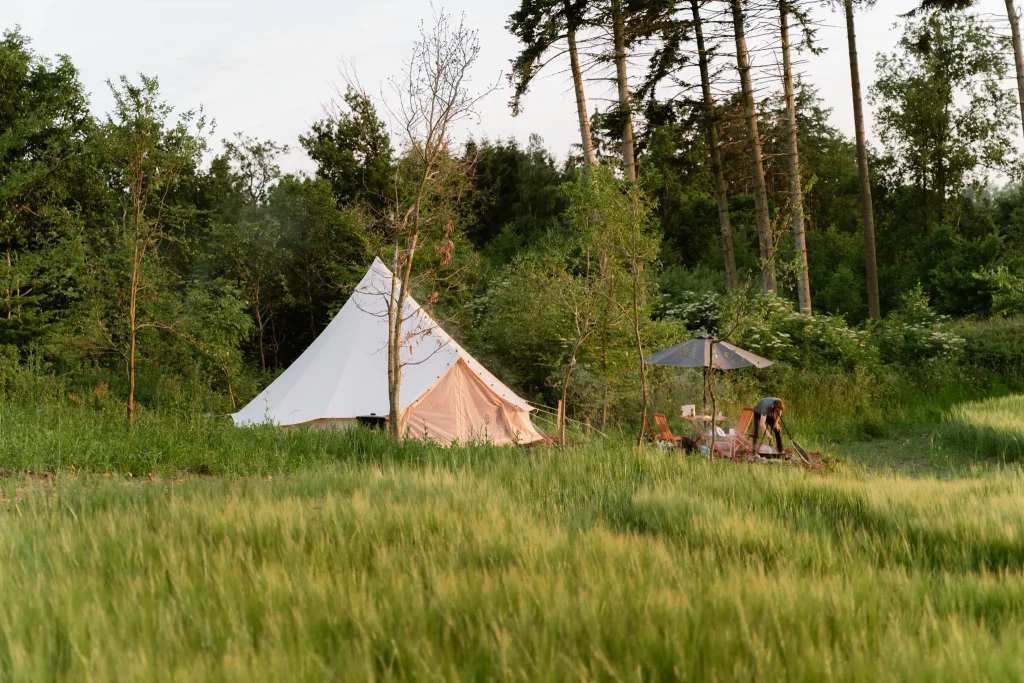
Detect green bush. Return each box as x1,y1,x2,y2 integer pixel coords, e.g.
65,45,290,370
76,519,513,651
954,317,1024,377
873,285,965,366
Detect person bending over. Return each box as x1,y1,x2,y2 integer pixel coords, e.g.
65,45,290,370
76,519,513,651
752,397,785,455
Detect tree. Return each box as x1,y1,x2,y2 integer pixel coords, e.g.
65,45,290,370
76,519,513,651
779,0,814,314
201,136,291,373
222,134,289,206
611,0,638,180
837,0,881,319
616,182,659,446
730,0,777,293
508,0,598,166
691,0,739,290
268,176,372,363
300,86,394,211
94,75,209,422
914,0,1024,147
209,220,287,373
461,135,567,257
0,30,104,346
381,12,489,441
871,11,1018,225
1006,0,1024,143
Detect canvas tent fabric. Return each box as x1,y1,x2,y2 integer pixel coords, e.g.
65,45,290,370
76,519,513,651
232,258,543,445
645,335,773,370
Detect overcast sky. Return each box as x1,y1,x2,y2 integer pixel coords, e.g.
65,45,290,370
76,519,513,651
3,0,1019,173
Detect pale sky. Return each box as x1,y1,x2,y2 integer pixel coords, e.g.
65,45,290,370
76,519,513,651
3,0,1019,173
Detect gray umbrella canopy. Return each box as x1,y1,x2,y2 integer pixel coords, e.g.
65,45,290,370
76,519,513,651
645,335,773,370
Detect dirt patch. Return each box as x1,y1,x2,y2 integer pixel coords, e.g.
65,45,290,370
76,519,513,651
719,446,836,473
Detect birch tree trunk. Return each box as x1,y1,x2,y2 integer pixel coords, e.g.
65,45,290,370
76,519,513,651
844,0,880,319
568,28,596,167
691,0,739,290
730,0,776,293
780,1,812,314
611,0,637,180
1005,0,1024,141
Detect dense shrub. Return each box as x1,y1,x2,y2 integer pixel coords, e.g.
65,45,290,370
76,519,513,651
954,317,1024,377
873,285,965,366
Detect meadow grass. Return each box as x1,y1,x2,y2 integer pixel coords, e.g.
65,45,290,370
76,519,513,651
2,398,1024,679
942,394,1024,462
0,410,1024,680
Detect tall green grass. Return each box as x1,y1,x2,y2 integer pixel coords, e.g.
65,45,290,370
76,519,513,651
2,398,1024,678
2,446,1024,680
943,394,1024,462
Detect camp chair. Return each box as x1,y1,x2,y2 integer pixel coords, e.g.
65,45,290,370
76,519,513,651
736,408,781,456
736,408,755,439
652,414,683,448
644,418,665,448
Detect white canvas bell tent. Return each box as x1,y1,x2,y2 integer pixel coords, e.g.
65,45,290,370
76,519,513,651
232,258,544,445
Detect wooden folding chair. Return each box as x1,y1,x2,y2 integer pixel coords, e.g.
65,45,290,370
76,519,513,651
732,408,756,457
736,409,755,439
653,414,683,448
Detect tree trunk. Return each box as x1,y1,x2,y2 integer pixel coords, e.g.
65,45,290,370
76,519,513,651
127,248,138,424
730,0,776,294
254,287,267,373
1005,0,1024,141
631,263,649,449
780,2,812,315
387,243,403,441
691,0,739,290
568,27,596,167
4,250,11,320
611,0,637,181
844,0,880,319
560,342,584,445
600,267,613,430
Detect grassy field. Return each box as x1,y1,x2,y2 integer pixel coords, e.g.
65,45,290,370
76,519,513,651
941,395,1024,463
0,401,1023,680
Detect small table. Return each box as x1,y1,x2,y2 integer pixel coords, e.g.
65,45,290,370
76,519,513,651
679,414,733,437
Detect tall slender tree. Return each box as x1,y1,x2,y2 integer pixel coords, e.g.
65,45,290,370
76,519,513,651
1007,0,1024,140
610,0,637,180
508,0,596,166
730,0,777,293
691,0,739,290
840,0,881,318
780,0,813,313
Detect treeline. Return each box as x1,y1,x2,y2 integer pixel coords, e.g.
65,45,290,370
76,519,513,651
2,0,1024,426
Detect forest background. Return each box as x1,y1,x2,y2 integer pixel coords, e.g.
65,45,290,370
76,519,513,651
3,0,1024,440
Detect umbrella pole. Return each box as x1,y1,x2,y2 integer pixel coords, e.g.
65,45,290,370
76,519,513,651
708,369,717,460
702,367,708,415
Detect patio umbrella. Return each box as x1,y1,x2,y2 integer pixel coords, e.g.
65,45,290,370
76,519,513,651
645,335,773,456
645,334,773,371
